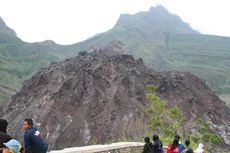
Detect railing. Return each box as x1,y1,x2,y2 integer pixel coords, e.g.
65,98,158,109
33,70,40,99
49,142,145,153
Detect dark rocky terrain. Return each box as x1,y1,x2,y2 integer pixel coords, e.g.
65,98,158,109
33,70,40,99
1,42,230,151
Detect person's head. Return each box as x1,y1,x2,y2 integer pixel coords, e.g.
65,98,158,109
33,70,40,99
185,140,190,147
0,119,8,133
171,138,179,151
3,139,22,153
185,148,193,153
144,137,150,143
152,134,159,141
198,143,204,149
23,119,33,130
175,134,181,140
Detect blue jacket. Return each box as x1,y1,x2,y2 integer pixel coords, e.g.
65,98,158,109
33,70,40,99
178,144,186,153
24,128,47,153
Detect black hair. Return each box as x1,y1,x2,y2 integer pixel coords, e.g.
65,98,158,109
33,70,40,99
185,140,190,146
144,137,150,143
175,134,181,140
171,138,179,151
0,119,8,133
24,118,33,127
152,134,159,141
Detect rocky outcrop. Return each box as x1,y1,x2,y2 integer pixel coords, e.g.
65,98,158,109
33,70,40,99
2,43,230,151
115,5,198,35
0,17,17,37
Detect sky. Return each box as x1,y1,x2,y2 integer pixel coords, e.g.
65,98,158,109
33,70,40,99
0,0,230,45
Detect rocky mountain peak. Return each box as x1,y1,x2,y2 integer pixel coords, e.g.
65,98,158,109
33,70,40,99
115,5,198,35
88,40,126,56
149,5,169,13
0,17,17,37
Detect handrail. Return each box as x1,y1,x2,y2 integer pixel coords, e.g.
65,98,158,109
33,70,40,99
49,142,145,153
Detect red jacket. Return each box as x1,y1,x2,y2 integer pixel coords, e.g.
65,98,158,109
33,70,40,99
167,144,179,153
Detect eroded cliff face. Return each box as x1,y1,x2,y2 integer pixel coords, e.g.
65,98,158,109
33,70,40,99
2,42,230,151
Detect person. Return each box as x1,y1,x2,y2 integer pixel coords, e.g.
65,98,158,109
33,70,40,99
194,143,206,153
143,137,154,153
181,140,191,153
0,119,13,151
152,135,164,153
23,119,48,153
184,140,190,149
167,138,179,153
175,134,186,153
2,139,22,153
185,149,193,153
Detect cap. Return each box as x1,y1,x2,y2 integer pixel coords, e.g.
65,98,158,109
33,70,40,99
3,139,22,153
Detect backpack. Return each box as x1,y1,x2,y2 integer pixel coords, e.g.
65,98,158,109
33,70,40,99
147,142,154,153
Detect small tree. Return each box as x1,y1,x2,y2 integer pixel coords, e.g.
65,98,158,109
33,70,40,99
145,85,186,139
145,85,223,151
145,85,166,135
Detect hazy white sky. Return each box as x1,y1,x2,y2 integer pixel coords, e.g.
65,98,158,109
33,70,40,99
0,0,230,44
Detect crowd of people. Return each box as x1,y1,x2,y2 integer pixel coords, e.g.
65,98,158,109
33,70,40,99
143,134,206,153
0,118,47,153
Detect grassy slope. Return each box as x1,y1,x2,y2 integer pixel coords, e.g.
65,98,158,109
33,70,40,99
0,34,80,103
166,34,230,94
219,94,230,108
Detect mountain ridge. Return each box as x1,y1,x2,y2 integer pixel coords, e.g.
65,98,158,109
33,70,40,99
114,5,198,35
0,17,17,37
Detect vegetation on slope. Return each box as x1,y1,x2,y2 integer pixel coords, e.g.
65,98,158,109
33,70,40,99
0,33,80,103
145,85,223,151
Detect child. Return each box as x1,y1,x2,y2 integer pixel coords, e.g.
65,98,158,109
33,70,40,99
2,139,22,153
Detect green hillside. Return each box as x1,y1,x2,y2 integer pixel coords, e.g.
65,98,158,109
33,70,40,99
167,34,230,94
0,33,79,103
220,95,230,108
